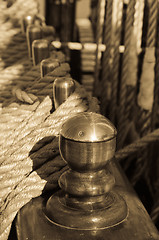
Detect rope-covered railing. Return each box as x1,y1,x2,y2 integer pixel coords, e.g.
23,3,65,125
0,8,100,238
0,0,40,111
0,63,100,240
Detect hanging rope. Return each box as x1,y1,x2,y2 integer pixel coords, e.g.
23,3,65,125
117,0,136,149
132,0,157,188
137,0,157,134
149,2,159,225
109,0,123,124
100,0,113,115
93,0,104,97
124,0,144,123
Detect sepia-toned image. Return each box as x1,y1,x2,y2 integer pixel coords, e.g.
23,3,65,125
0,0,159,239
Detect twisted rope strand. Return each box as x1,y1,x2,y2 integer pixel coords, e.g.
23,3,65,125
93,0,104,96
117,0,136,149
100,0,113,115
115,128,159,161
109,0,123,124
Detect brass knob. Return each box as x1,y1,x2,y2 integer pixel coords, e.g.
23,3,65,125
45,112,128,230
53,77,75,109
60,112,117,171
32,39,50,66
40,57,60,77
21,15,35,33
26,24,42,59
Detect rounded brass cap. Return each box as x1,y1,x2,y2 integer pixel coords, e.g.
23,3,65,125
53,77,75,109
41,58,60,77
60,112,117,142
60,112,117,171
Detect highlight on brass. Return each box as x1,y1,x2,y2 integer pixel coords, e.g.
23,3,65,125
21,15,36,33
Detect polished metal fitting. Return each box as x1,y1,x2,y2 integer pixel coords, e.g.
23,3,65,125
60,112,117,171
53,77,75,109
21,15,35,33
32,39,50,66
26,24,42,59
40,57,60,77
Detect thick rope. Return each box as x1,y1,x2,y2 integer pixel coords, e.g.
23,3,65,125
0,34,100,238
1,0,159,235
1,100,159,240
0,51,66,108
0,88,99,239
0,65,69,155
0,53,67,139
0,1,103,239
115,128,159,161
